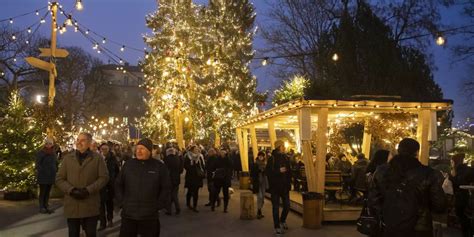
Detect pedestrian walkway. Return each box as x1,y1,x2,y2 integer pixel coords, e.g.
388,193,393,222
0,184,462,237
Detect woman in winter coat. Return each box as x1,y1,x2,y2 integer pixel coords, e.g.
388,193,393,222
184,145,206,212
251,151,268,219
208,149,233,212
449,153,474,237
35,138,58,214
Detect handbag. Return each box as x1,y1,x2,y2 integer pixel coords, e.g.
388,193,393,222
442,176,453,195
196,164,205,178
356,198,380,235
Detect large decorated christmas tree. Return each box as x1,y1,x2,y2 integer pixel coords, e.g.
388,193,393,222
141,0,257,145
0,90,42,192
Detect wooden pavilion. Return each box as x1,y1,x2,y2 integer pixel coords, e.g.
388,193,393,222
235,97,452,222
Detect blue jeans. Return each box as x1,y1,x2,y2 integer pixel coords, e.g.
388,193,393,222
271,191,290,229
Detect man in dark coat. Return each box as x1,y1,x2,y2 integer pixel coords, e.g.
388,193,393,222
449,153,474,237
369,138,446,237
98,143,120,230
115,138,171,237
266,140,291,235
36,138,58,214
351,153,369,203
163,147,184,215
208,149,233,213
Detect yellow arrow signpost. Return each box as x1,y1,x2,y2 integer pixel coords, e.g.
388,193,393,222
25,2,67,140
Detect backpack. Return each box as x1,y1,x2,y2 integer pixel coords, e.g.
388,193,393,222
382,168,424,231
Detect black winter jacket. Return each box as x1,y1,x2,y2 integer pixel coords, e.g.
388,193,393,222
207,155,233,187
449,164,474,209
36,148,58,185
352,158,369,191
115,158,171,220
163,154,184,187
369,155,446,236
265,150,291,194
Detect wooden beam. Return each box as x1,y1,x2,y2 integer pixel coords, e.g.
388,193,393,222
417,109,431,165
294,128,301,153
250,126,258,160
298,108,317,191
361,119,372,157
236,128,244,162
315,108,328,193
242,129,249,172
268,119,277,150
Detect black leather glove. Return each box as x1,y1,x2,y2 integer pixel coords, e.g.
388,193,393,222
70,188,83,200
78,188,90,199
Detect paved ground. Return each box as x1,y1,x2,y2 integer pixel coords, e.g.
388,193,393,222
0,184,463,237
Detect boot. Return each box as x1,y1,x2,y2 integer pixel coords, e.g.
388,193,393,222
223,199,228,213
257,209,264,219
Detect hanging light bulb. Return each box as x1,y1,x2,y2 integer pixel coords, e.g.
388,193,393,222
435,36,445,46
332,53,339,61
102,38,106,44
85,29,89,34
9,18,13,24
25,40,29,44
119,59,123,64
27,28,32,33
66,15,73,26
206,58,212,65
74,26,78,32
75,0,83,11
92,43,98,49
40,18,46,24
35,11,39,16
121,45,125,52
97,49,101,54
13,58,17,62
11,34,16,40
262,57,268,66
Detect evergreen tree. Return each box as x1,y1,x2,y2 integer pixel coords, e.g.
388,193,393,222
194,0,257,140
141,0,200,142
272,75,309,106
141,0,257,142
307,0,443,100
0,90,42,192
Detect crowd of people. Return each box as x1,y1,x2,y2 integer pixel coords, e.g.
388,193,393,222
33,133,474,237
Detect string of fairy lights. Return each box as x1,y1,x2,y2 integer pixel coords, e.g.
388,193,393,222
2,1,474,104
3,2,474,71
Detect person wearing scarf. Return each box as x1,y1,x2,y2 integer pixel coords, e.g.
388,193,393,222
184,145,206,212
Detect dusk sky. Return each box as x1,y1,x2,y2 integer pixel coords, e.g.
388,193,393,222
1,0,472,125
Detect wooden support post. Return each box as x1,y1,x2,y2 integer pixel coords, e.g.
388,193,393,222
417,109,431,165
250,126,258,160
242,129,249,172
214,129,221,148
268,120,277,150
174,104,185,150
298,108,316,192
294,128,301,153
315,108,328,194
361,119,372,158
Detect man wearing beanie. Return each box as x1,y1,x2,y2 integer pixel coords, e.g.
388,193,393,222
369,138,446,237
266,140,291,236
115,138,171,237
449,153,474,237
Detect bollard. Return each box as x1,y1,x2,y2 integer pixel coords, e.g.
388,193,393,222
302,192,324,229
239,171,250,190
240,190,255,220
